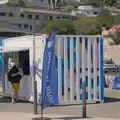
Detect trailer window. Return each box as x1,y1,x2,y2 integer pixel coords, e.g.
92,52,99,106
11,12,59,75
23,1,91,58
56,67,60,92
19,50,30,75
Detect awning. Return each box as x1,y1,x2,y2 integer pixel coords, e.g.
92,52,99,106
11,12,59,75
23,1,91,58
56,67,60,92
0,47,29,53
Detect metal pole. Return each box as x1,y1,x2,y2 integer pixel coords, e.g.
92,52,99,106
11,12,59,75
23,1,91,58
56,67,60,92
82,81,86,118
33,36,37,115
34,80,37,114
41,78,44,119
82,38,86,118
41,37,47,119
41,61,44,119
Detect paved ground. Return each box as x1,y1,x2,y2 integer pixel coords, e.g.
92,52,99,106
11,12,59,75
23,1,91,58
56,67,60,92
0,88,120,120
0,112,117,120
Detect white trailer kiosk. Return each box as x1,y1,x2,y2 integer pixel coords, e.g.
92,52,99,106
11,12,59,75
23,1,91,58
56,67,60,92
0,35,47,101
0,35,104,104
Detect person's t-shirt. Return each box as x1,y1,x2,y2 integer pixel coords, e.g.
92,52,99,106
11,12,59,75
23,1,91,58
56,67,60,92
9,66,22,83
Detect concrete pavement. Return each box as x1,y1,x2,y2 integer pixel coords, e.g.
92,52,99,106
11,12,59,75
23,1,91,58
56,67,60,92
0,88,120,120
0,112,118,120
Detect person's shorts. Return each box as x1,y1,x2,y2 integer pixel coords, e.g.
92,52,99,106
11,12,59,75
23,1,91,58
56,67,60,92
12,83,19,92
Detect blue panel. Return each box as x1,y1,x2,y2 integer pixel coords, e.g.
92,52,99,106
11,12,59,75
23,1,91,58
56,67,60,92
80,92,88,100
56,56,58,69
91,78,94,89
80,94,82,100
68,60,70,69
67,37,70,49
56,36,103,101
67,48,70,60
62,68,64,96
0,40,3,46
112,77,120,89
80,78,82,89
97,91,99,99
80,68,82,73
91,94,94,99
0,40,3,73
79,37,82,43
91,45,93,64
100,38,104,100
0,61,2,72
74,37,76,69
73,37,76,49
62,58,64,96
86,92,88,99
97,76,99,87
97,37,99,43
86,77,88,87
67,37,70,69
85,37,88,50
62,58,64,68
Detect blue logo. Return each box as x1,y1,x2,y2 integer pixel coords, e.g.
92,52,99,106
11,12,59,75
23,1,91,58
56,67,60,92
47,41,53,48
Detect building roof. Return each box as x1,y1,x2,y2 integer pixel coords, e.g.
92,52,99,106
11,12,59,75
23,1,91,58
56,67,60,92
21,8,76,16
0,6,77,17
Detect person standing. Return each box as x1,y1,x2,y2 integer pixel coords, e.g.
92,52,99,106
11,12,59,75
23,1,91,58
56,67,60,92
7,60,22,104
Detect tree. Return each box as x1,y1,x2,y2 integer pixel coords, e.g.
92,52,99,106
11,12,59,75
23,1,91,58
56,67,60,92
87,0,102,7
74,17,102,35
99,9,114,29
74,9,114,35
38,15,112,35
114,13,120,24
38,8,114,35
17,0,25,7
64,5,77,12
5,2,18,7
5,0,26,7
105,0,118,6
115,2,120,9
88,0,118,7
38,19,76,34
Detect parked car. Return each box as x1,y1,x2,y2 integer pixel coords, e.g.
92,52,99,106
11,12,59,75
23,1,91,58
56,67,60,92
104,59,118,87
104,60,118,74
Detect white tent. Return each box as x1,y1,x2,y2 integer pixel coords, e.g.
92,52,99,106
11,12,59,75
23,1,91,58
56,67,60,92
1,35,47,101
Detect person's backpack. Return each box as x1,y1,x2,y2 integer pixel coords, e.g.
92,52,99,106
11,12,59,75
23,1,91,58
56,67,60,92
16,74,22,81
7,70,12,82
